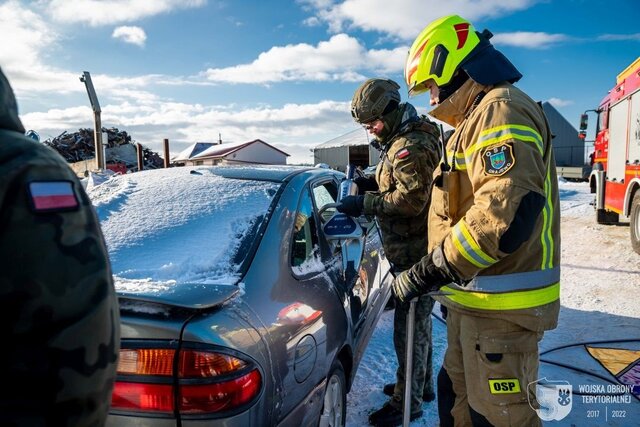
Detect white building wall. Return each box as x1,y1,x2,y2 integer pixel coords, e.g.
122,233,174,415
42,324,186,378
187,141,287,165
314,146,349,171
226,143,287,164
189,158,219,166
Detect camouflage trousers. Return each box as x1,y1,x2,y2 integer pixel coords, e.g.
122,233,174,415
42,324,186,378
389,293,435,412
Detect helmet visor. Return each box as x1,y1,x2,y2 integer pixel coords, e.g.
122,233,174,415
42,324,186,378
409,79,436,98
407,80,431,98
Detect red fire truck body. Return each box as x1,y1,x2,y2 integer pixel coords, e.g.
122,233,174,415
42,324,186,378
585,57,640,253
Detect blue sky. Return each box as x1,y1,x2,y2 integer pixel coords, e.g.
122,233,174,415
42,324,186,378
2,0,639,164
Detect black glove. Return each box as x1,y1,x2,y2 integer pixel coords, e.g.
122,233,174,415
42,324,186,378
336,195,365,217
392,270,423,304
392,245,459,303
354,176,378,193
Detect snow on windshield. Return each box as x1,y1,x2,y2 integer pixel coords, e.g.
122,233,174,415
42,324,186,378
87,167,280,291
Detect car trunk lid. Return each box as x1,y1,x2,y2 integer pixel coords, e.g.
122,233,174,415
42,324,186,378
117,282,241,310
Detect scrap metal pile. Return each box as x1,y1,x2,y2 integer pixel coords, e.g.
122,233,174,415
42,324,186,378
44,127,164,169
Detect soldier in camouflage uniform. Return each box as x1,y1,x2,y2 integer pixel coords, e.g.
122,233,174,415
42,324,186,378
336,78,440,426
0,67,120,426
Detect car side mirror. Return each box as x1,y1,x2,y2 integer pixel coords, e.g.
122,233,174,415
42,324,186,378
319,203,365,281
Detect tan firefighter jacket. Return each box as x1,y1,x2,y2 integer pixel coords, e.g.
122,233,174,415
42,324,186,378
427,79,560,332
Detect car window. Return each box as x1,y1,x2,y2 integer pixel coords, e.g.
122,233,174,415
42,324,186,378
291,187,322,274
312,181,338,223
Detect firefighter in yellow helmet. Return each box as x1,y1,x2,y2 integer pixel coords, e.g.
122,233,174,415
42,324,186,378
394,15,560,426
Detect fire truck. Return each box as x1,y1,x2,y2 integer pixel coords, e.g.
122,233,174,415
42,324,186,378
579,57,640,254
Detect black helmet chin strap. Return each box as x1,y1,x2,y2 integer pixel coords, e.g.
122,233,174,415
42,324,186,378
437,69,470,103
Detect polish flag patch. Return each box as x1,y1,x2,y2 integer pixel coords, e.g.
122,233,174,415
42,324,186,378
28,181,79,212
396,148,410,159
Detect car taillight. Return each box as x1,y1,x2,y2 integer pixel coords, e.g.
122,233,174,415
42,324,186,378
111,344,262,416
179,369,262,413
112,382,174,412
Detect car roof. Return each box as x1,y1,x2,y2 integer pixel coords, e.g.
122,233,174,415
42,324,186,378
196,164,315,182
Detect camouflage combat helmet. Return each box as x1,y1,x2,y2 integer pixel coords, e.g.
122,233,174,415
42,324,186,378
351,78,401,124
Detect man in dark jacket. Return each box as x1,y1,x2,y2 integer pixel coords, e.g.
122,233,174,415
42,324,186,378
337,78,441,426
0,67,120,426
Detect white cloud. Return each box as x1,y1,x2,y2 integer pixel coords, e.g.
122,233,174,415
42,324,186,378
0,1,53,67
597,33,640,42
47,0,206,26
365,46,408,74
20,106,94,131
547,97,573,108
303,16,321,27
307,0,539,40
0,1,81,94
492,32,569,49
297,0,334,9
112,26,147,47
0,3,162,95
204,34,404,84
21,99,355,164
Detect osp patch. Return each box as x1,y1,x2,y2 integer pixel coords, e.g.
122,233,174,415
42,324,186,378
482,143,515,176
488,378,521,394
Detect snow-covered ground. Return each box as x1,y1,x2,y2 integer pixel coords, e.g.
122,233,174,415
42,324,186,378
347,179,640,426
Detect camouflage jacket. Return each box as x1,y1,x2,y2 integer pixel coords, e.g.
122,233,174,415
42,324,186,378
0,68,120,426
363,104,441,269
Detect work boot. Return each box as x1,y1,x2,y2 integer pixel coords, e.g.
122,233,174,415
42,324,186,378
382,383,436,402
368,402,423,426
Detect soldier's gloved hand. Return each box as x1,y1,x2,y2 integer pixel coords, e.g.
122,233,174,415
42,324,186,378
392,245,459,303
336,195,364,217
354,176,378,193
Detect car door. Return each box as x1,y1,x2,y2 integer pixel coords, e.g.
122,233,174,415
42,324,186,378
310,178,385,339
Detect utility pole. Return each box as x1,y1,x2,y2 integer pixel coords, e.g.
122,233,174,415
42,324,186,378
163,138,170,168
79,71,105,170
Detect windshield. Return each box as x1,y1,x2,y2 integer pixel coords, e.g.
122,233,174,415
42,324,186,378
88,168,281,291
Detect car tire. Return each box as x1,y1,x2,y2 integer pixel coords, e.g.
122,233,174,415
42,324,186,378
630,192,640,255
318,360,346,427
